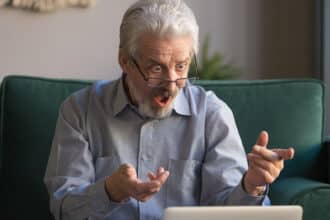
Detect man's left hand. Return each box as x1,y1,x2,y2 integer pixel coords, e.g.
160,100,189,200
243,130,295,196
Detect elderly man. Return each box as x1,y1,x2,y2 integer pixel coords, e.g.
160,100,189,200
44,0,294,219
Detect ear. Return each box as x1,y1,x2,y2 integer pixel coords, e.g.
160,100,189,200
118,48,131,74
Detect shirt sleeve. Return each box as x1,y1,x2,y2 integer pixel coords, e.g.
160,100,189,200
44,93,126,220
200,92,269,206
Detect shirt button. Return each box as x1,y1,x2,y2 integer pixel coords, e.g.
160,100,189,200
141,155,148,161
141,154,152,161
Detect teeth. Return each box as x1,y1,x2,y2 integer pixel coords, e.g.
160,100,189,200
163,91,169,98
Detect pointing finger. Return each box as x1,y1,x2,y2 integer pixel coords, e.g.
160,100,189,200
272,147,295,160
252,145,280,161
253,145,295,161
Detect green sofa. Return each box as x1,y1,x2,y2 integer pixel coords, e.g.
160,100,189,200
0,75,329,220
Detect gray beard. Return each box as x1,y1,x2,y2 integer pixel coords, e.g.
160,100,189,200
125,77,176,119
138,102,173,119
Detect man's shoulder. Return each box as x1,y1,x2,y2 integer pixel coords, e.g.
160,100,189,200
91,79,119,97
61,78,120,112
66,78,119,100
184,85,236,126
183,84,229,110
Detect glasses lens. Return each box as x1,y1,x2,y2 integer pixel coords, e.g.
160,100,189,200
147,78,164,88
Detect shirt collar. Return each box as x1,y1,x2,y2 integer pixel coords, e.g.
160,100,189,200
112,76,192,117
173,88,192,116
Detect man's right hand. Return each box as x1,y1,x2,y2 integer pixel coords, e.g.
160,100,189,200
105,163,170,202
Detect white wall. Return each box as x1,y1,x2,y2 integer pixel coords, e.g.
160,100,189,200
0,0,313,81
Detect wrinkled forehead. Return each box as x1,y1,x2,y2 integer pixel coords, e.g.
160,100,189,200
135,32,193,61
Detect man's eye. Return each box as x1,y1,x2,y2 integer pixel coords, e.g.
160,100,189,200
176,63,187,71
150,65,162,73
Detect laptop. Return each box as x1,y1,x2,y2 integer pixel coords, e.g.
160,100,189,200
164,206,303,220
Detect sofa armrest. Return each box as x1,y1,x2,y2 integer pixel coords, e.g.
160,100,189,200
325,136,330,183
270,177,330,220
270,177,330,204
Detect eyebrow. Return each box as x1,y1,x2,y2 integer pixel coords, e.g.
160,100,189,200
146,57,190,66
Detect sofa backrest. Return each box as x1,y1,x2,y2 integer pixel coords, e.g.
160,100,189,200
0,76,325,219
198,80,325,180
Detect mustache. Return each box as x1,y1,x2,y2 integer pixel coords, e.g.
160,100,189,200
152,87,179,98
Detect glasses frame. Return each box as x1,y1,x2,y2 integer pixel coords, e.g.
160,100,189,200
130,54,199,88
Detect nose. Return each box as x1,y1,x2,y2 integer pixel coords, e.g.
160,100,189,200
165,80,177,92
165,69,178,91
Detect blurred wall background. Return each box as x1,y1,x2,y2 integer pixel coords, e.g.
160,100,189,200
0,0,314,81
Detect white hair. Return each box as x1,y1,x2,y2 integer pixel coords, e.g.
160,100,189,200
120,0,199,58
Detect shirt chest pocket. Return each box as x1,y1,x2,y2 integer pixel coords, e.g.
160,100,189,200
94,156,119,181
166,159,202,206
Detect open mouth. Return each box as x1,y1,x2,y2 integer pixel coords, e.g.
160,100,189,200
154,94,171,107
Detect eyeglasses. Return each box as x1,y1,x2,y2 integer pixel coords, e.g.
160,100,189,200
130,54,199,88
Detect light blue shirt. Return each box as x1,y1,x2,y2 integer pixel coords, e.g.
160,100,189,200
44,77,268,220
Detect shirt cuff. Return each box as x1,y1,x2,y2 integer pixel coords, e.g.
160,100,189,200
88,178,129,215
231,182,269,205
